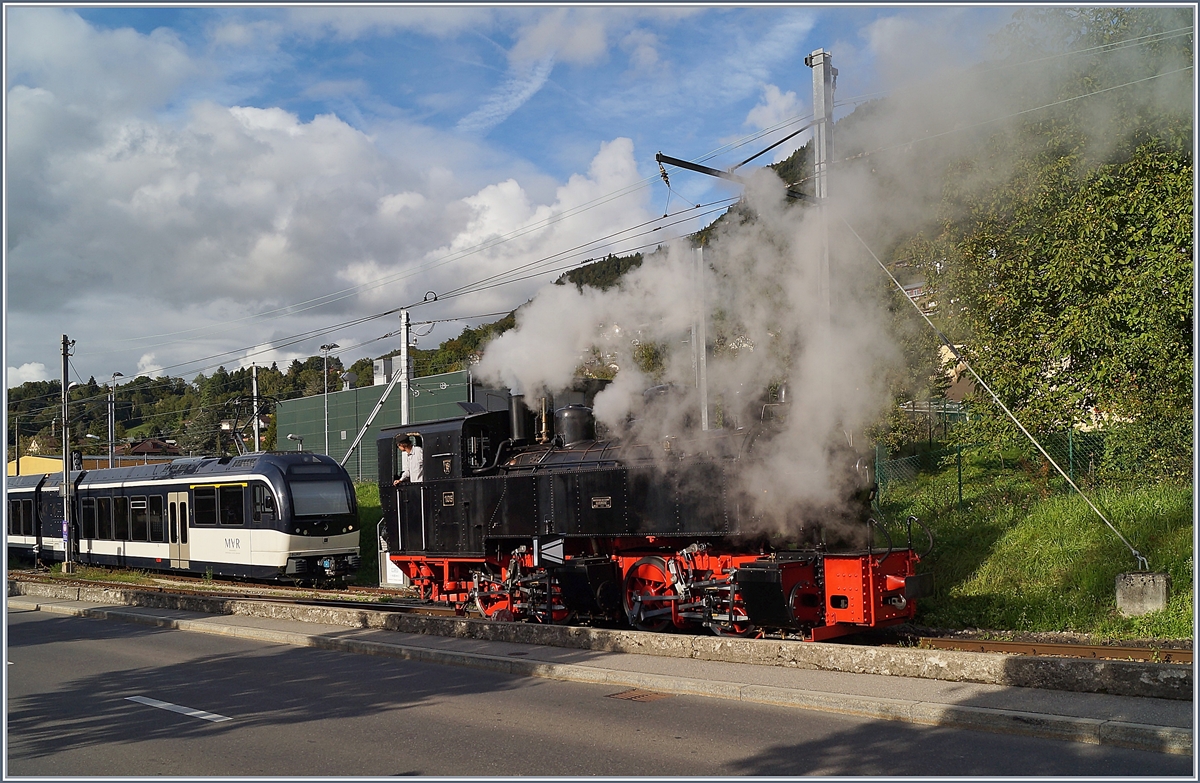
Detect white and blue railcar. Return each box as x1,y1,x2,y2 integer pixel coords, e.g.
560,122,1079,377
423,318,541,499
7,452,360,581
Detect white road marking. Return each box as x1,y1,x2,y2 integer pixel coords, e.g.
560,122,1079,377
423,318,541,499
126,695,231,723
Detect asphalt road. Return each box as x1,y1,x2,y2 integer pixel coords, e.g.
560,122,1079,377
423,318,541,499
6,609,1193,777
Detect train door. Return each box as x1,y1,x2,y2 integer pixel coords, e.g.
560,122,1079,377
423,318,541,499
168,491,190,569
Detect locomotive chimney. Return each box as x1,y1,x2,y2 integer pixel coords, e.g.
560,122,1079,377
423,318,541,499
509,394,534,444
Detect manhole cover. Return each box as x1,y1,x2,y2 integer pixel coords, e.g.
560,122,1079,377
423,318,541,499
607,689,671,702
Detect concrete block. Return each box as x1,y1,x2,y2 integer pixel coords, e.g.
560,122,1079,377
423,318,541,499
1116,572,1170,617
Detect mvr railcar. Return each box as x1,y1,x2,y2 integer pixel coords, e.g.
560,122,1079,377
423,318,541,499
378,394,933,639
7,451,361,581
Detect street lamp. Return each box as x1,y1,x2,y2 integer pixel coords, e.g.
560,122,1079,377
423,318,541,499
108,372,124,468
320,343,339,455
286,433,304,452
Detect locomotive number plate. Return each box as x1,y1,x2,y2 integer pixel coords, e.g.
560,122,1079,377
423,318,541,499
442,492,455,506
591,496,612,509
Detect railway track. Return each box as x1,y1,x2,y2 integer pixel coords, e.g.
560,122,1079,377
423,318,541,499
9,571,1190,662
919,637,1192,664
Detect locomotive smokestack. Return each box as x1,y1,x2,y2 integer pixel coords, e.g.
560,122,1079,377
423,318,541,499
509,394,534,444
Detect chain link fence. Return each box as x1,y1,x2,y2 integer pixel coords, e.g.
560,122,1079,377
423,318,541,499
875,424,1188,506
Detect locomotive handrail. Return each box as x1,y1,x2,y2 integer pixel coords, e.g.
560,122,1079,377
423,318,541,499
470,438,514,475
908,515,934,558
866,518,893,562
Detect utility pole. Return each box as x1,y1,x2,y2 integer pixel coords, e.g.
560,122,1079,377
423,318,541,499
108,371,123,468
252,364,260,452
805,48,837,328
60,334,76,574
399,310,411,426
692,247,710,430
320,343,339,454
12,414,19,476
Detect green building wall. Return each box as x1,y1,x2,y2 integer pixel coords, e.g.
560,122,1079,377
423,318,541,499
275,370,509,481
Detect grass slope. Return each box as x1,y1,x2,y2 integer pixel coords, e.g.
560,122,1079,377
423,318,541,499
879,455,1193,640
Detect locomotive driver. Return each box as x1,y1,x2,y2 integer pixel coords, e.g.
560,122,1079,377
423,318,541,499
393,435,424,486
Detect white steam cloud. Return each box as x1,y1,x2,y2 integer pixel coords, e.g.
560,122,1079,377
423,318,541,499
477,167,895,537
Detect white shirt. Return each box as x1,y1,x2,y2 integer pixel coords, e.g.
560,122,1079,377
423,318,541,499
399,445,424,483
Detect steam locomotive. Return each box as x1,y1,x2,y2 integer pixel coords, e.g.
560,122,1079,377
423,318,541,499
7,452,361,581
378,390,933,639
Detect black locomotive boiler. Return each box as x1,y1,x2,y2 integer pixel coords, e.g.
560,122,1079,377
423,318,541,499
378,393,932,639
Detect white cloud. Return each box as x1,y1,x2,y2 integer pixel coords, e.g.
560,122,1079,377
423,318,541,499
620,29,660,71
7,363,51,388
510,8,609,66
136,355,165,378
6,7,195,113
746,85,802,131
456,55,556,136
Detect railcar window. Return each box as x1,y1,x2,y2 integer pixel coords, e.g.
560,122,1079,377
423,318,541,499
253,485,276,521
220,486,245,526
131,497,149,541
22,499,34,536
81,498,97,539
180,502,188,544
194,487,217,525
98,497,113,540
289,480,352,516
169,503,177,544
149,497,165,542
8,499,19,535
114,497,130,540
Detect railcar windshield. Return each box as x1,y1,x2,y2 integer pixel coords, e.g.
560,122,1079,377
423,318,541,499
289,480,353,517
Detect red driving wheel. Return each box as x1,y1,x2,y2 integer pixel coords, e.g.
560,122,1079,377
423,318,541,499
474,576,516,622
622,556,675,632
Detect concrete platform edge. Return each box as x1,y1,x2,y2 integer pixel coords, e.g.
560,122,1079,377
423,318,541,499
7,579,1191,702
10,597,1192,756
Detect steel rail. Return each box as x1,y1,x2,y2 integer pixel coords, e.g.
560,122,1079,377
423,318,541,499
920,637,1192,664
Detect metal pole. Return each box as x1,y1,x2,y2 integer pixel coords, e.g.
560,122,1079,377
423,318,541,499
320,343,339,455
107,372,122,468
957,445,963,510
13,414,18,476
323,350,329,455
805,48,836,328
60,334,75,574
694,247,709,431
400,310,411,426
252,364,260,452
1068,427,1075,483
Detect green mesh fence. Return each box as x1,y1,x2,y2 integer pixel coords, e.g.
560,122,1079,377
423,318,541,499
874,428,1166,505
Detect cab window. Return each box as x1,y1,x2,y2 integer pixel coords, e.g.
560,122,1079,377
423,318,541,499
253,484,277,522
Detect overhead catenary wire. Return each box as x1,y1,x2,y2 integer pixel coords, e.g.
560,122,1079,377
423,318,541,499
840,217,1150,572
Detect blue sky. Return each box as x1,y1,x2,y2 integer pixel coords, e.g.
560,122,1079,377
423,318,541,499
5,4,1014,387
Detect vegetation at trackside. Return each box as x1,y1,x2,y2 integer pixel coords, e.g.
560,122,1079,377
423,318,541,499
877,454,1193,640
353,482,384,586
42,564,158,585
